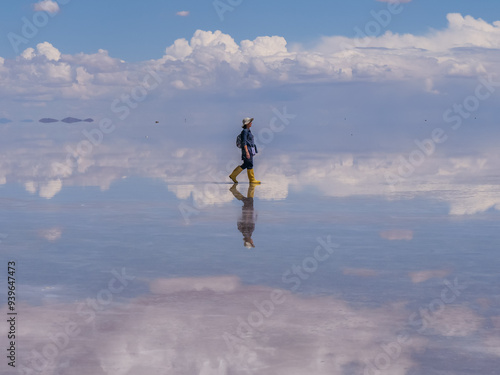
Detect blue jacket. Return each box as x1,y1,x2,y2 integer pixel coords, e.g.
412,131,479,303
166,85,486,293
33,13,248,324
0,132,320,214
241,129,258,157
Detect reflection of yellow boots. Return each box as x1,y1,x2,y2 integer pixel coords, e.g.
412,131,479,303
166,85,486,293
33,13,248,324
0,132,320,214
229,183,245,200
247,169,261,184
229,166,243,183
247,184,256,198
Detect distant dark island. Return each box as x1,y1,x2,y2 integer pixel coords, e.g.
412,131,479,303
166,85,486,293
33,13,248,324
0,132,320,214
61,117,82,123
38,117,94,124
0,118,12,124
39,118,59,123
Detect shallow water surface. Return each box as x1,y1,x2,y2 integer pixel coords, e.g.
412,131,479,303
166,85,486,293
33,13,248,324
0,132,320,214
1,173,499,374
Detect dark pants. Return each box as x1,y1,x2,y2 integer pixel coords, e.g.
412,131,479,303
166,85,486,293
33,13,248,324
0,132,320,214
240,154,253,170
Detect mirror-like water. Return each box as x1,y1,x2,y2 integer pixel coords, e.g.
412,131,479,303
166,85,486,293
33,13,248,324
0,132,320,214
2,169,499,374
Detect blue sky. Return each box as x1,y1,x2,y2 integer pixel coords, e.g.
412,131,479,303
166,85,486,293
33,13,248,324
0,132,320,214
1,0,500,61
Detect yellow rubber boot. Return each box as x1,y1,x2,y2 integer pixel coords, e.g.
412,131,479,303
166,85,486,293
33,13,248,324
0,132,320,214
247,169,261,184
229,166,243,183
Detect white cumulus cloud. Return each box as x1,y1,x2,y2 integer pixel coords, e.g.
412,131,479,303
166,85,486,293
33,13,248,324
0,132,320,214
36,41,61,61
33,0,60,14
21,47,36,60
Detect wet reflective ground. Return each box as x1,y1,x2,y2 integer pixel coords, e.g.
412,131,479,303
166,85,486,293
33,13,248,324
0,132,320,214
2,173,499,374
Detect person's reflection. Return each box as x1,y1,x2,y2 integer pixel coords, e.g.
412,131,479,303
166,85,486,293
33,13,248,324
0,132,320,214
230,183,257,248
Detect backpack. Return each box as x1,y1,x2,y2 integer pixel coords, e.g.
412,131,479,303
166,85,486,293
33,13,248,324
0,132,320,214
236,131,244,149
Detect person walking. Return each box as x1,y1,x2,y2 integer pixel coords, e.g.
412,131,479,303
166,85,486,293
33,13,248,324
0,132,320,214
229,117,261,184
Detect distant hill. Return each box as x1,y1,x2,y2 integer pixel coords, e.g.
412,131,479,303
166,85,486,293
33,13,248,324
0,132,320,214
38,117,94,124
39,118,59,123
61,117,82,123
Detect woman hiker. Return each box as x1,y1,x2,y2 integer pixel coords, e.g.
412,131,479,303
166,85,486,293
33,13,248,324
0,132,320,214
229,117,261,184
